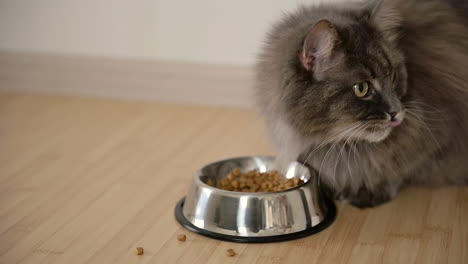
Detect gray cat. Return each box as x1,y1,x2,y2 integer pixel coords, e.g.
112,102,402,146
254,0,468,208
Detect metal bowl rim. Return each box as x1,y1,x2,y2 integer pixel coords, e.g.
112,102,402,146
193,155,313,196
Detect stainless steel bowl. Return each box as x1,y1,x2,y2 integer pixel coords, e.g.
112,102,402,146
175,156,336,243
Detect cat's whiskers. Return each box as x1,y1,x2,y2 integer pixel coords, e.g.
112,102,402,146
318,123,363,187
361,134,385,189
405,100,444,111
404,108,447,123
347,124,369,186
346,137,357,186
300,122,362,167
332,123,366,186
404,106,445,116
404,101,448,121
318,136,345,187
404,111,442,129
405,111,442,151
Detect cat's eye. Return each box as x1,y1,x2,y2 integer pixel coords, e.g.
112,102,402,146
353,82,370,98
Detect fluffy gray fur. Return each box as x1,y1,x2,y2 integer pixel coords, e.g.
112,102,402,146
254,0,468,207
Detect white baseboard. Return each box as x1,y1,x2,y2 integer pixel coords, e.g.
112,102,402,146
0,52,255,108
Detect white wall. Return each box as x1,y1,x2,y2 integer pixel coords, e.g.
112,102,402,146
0,0,360,65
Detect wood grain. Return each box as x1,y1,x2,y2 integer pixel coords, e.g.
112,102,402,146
0,92,466,264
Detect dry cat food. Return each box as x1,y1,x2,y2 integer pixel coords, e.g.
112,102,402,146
209,168,304,192
135,247,144,255
177,234,187,242
226,249,236,257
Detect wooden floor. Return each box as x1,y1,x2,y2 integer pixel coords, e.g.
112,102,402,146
0,92,466,264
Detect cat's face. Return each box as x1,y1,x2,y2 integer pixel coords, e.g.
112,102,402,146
289,18,408,143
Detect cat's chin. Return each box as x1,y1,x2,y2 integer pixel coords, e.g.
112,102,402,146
361,127,392,143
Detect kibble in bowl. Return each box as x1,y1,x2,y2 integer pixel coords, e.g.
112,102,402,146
208,168,304,192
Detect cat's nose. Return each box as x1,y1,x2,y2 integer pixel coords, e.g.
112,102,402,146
388,112,401,127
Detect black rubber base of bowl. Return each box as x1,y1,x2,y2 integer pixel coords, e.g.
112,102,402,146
174,197,337,243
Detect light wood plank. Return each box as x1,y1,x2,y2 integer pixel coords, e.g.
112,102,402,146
416,230,450,264
447,189,468,264
386,188,430,237
382,236,420,264
316,205,368,264
348,243,385,264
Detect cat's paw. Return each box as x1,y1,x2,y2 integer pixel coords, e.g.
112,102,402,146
344,184,398,209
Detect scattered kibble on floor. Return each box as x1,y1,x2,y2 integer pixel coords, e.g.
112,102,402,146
135,247,144,255
226,249,236,257
177,234,187,242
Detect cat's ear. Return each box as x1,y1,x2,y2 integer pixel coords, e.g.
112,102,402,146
363,0,402,43
361,0,384,20
300,20,338,72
